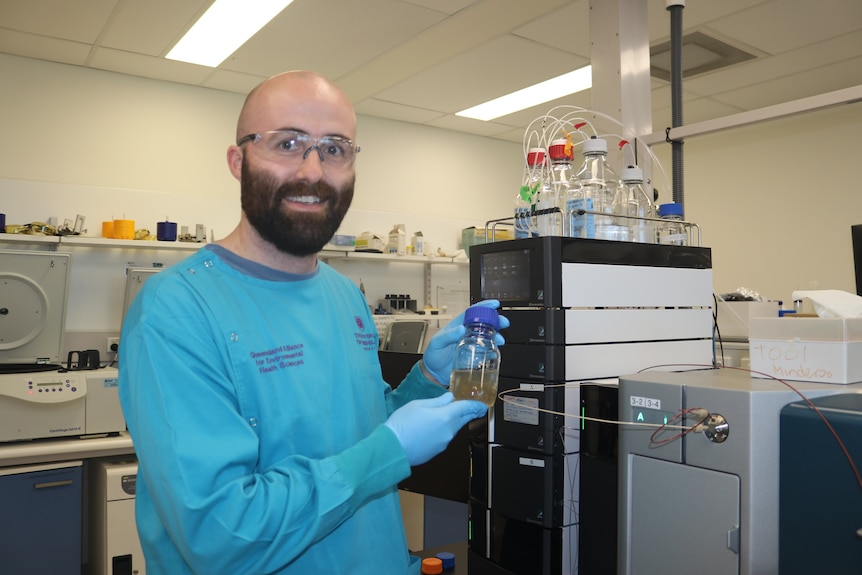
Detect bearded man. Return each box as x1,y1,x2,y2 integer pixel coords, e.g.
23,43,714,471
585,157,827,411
119,70,502,575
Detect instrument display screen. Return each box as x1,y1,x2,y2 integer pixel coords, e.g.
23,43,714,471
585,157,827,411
480,249,531,300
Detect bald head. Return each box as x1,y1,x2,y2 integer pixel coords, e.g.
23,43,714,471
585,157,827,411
235,71,356,144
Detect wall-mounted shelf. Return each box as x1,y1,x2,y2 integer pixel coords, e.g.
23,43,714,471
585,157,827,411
0,234,471,263
0,233,204,250
319,248,468,265
0,232,59,246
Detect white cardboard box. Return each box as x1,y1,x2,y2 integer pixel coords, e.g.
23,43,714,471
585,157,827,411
749,317,862,384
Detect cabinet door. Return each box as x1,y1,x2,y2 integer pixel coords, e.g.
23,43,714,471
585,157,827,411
0,464,82,575
628,455,739,575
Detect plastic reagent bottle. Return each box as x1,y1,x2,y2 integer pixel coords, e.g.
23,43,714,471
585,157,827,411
614,166,656,243
514,148,545,239
657,202,688,246
566,137,620,239
450,305,501,407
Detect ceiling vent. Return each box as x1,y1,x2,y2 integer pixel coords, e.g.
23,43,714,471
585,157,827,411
650,31,756,81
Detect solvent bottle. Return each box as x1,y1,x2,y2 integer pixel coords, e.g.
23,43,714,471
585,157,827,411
537,138,572,236
566,137,622,240
450,305,500,408
514,148,545,239
614,166,656,243
657,202,687,246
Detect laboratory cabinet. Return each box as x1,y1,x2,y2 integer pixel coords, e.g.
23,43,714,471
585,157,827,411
89,458,146,575
0,461,83,575
0,434,136,575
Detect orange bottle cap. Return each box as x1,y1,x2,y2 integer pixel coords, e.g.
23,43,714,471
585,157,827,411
421,557,443,574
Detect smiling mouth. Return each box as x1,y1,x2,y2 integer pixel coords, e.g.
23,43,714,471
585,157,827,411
285,195,325,205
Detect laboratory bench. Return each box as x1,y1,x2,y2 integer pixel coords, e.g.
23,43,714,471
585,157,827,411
0,431,134,468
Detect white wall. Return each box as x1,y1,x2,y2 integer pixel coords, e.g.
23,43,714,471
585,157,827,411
0,53,522,246
652,101,862,304
0,53,522,339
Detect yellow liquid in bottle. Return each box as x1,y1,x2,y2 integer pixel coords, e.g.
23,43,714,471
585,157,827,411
450,368,499,407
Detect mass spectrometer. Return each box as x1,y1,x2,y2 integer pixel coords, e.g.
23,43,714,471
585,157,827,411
617,367,862,575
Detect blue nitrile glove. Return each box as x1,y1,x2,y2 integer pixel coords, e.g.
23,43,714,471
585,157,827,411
384,392,487,466
423,299,510,386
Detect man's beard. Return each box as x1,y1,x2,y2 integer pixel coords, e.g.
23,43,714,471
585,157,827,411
241,156,354,257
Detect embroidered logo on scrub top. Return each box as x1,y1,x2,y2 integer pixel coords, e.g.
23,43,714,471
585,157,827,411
250,343,305,375
353,315,377,351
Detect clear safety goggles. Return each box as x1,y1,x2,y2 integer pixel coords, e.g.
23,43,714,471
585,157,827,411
237,129,360,169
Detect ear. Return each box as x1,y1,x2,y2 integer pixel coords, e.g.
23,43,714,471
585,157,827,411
227,145,243,181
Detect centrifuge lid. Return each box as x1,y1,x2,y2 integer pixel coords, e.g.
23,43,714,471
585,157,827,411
0,250,71,367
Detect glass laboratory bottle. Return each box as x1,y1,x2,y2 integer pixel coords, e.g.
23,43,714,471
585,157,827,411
657,202,687,245
514,148,545,239
566,137,621,240
536,138,572,236
613,166,656,243
450,305,501,408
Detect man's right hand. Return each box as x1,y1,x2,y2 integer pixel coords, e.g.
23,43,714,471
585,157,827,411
384,393,487,466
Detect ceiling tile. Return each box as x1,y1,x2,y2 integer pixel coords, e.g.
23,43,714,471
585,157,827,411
512,0,591,58
645,0,771,43
0,28,91,66
89,47,212,85
0,0,859,144
0,0,117,43
706,0,862,55
684,29,862,98
402,0,478,15
426,114,519,138
219,0,446,80
712,56,862,111
375,34,589,113
652,96,746,130
492,127,529,144
335,0,572,102
355,99,447,124
202,69,268,95
99,0,208,56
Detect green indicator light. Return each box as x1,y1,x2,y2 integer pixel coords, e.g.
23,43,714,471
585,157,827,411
581,406,585,430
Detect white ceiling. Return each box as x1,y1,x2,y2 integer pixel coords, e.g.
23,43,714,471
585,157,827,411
1,0,860,143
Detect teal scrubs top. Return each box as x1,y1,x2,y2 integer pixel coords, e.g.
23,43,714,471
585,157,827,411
120,245,444,575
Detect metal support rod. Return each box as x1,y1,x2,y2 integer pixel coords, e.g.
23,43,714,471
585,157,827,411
641,84,862,145
668,1,685,213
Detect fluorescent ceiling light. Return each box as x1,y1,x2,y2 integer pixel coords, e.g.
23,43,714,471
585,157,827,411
456,65,592,121
167,0,294,67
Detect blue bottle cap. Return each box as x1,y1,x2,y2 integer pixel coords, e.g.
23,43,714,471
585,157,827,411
658,202,684,217
464,305,499,329
435,551,456,570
